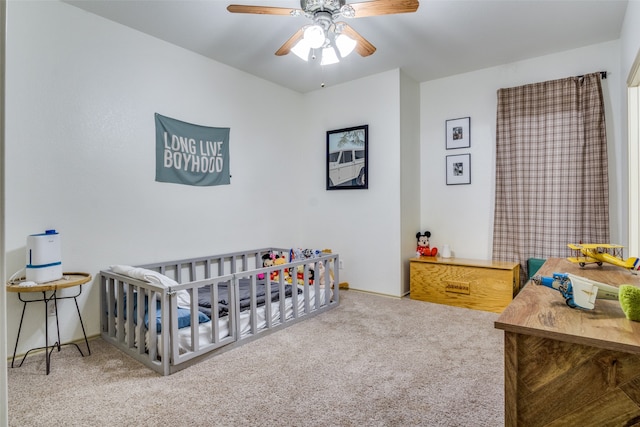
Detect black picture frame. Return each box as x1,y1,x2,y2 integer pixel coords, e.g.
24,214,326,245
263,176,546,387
446,153,471,185
445,117,471,149
326,125,368,190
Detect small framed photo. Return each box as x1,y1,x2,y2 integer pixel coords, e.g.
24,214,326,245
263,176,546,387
446,153,471,185
326,125,368,190
445,117,470,149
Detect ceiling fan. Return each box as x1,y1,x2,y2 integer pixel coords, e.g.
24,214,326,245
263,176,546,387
227,0,419,65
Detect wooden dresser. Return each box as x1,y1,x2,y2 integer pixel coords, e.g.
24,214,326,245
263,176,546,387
495,258,640,426
409,257,520,313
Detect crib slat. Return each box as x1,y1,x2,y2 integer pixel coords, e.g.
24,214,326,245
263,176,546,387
147,290,158,361
107,278,116,337
304,263,313,312
212,283,220,343
313,261,319,308
133,285,143,351
189,287,199,353
204,259,211,280
333,256,339,304
278,275,286,324
249,275,257,334
160,290,171,375
116,281,125,343
263,274,272,329
292,271,300,319
232,275,240,340
302,272,310,315
168,290,179,360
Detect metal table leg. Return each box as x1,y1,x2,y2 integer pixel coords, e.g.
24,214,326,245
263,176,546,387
12,291,58,374
10,299,28,368
73,294,91,355
12,289,88,375
57,285,90,356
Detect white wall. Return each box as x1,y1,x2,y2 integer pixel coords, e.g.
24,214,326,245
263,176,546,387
622,1,640,83
420,41,623,260
4,1,305,355
299,69,405,296
399,71,421,294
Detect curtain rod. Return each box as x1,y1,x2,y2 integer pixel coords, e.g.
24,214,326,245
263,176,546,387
577,71,607,79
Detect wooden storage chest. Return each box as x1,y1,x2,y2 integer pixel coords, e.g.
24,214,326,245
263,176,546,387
410,257,520,313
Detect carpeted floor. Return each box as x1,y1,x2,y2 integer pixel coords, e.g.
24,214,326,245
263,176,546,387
7,290,504,426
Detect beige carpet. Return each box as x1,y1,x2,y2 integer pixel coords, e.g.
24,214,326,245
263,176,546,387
7,290,504,426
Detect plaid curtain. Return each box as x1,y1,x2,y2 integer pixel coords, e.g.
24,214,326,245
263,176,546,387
492,73,609,285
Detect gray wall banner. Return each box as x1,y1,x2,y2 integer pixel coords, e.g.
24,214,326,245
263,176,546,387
155,113,230,186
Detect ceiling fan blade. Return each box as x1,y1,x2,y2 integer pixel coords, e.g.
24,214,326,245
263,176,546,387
349,0,419,18
341,24,376,57
227,5,299,15
275,28,305,56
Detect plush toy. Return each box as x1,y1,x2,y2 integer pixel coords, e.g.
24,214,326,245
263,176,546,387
619,285,640,321
272,256,289,281
293,264,316,285
315,261,334,288
287,248,334,287
262,253,275,268
258,253,276,280
303,248,321,258
290,248,320,261
416,231,438,257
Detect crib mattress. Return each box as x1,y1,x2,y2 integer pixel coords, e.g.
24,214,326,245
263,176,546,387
162,285,328,353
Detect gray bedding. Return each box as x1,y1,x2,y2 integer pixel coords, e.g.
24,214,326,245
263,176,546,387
197,278,300,317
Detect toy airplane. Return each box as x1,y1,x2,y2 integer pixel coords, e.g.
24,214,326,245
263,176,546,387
532,272,640,320
532,272,618,309
567,243,640,273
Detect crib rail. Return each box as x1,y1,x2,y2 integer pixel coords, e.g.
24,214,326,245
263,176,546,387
138,248,288,282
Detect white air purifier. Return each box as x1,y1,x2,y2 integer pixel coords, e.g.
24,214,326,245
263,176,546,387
26,229,62,283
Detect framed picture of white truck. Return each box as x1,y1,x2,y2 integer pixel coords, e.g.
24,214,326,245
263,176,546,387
326,125,368,190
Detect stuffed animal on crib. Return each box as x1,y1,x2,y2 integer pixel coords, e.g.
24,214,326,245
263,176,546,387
416,231,438,257
294,264,315,285
262,253,275,268
302,249,321,258
315,261,334,288
290,248,322,261
258,253,277,280
271,256,289,281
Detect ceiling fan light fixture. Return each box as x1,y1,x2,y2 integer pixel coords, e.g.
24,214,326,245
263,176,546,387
320,46,339,66
335,33,356,58
303,25,325,49
291,39,311,61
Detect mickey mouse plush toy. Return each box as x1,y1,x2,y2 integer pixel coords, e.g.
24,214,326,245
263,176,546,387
416,231,438,257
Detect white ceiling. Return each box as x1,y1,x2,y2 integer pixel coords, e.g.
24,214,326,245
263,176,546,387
64,0,629,93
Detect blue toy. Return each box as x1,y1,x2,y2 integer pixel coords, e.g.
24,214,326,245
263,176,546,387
532,272,620,310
